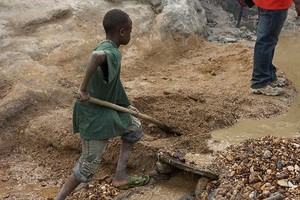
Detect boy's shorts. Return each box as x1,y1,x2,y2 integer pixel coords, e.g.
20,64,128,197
73,116,143,182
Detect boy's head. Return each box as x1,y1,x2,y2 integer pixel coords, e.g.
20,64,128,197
103,9,132,45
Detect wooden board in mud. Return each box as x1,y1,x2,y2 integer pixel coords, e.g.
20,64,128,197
158,153,219,180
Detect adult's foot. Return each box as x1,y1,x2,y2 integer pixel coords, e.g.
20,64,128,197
271,77,287,87
251,84,283,96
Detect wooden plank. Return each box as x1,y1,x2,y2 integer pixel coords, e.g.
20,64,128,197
158,154,219,180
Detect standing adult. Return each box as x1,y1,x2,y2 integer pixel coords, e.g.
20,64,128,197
250,0,293,95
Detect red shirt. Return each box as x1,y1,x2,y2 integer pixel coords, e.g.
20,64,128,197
253,0,293,10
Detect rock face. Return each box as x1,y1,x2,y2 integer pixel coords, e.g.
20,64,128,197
155,0,207,38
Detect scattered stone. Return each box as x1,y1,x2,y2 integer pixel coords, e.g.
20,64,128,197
276,160,283,170
218,36,238,43
155,161,175,174
266,169,272,174
194,177,210,196
263,150,272,159
276,172,289,180
72,182,120,199
263,192,284,200
249,171,260,184
226,155,233,161
277,179,297,188
206,136,300,199
249,190,257,199
295,165,300,172
163,91,172,95
287,166,294,171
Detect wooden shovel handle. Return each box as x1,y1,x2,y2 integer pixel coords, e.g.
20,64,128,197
73,93,170,130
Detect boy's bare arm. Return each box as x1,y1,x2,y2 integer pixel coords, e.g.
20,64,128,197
78,51,107,101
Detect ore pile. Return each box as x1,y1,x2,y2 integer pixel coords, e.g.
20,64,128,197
207,136,300,199
71,182,121,200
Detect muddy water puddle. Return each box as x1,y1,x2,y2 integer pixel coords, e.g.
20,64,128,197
128,172,198,200
210,31,300,149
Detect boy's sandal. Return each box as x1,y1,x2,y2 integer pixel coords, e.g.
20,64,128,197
117,175,150,190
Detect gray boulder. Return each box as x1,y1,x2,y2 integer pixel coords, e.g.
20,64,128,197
155,0,207,37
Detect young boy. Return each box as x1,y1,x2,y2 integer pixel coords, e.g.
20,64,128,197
55,9,149,200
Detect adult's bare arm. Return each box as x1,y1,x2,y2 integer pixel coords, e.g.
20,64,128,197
78,51,106,102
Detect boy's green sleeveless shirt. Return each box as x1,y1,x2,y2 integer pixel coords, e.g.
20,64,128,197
73,40,131,140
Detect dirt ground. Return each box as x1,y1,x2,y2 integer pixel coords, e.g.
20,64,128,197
0,1,299,200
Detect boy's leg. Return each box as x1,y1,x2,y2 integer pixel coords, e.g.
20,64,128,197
55,139,108,200
54,174,80,200
112,116,144,187
112,141,135,186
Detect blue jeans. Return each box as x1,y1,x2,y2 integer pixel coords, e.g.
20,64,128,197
250,8,288,89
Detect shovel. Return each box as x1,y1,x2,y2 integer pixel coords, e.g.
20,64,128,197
74,93,181,135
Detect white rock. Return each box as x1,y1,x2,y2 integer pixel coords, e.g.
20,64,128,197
287,166,295,171
277,179,297,188
263,150,272,159
249,191,257,199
